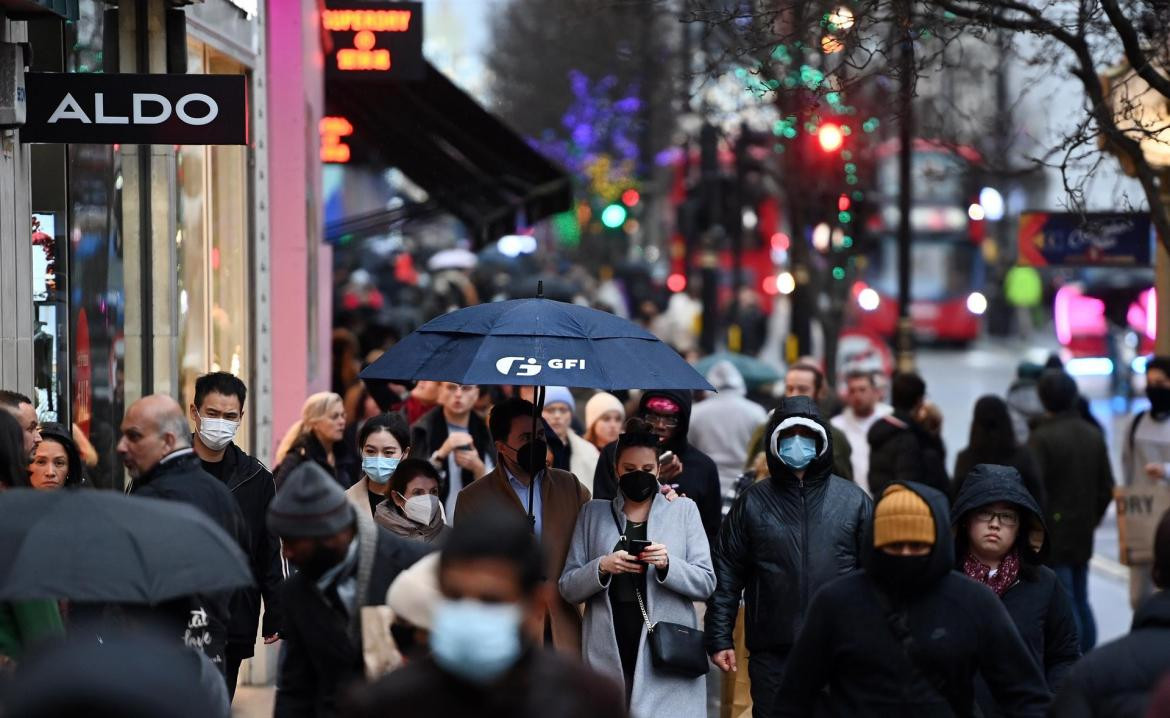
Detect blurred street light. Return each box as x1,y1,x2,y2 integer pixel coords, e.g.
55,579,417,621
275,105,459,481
979,187,1005,221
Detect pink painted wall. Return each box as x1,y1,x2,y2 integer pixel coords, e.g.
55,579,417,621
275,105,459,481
266,0,331,459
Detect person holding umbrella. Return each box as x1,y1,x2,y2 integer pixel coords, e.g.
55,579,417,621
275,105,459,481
454,398,590,655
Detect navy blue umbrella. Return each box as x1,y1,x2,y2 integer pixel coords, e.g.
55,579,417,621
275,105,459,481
361,297,714,391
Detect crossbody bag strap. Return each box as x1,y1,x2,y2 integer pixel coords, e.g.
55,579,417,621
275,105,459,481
872,585,974,718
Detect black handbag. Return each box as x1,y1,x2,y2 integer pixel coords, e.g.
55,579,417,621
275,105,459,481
631,585,710,678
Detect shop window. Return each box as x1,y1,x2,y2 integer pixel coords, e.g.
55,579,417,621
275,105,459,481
177,40,253,452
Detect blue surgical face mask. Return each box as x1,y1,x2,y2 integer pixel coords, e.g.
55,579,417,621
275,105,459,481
778,434,818,470
431,599,523,684
362,456,400,485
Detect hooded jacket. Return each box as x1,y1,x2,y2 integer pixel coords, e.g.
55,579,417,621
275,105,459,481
689,361,769,495
777,481,1050,718
1049,591,1170,718
592,389,722,543
951,464,1080,713
704,395,871,656
867,410,949,498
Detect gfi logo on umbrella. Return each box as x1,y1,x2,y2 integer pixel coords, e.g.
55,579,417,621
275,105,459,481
495,357,587,377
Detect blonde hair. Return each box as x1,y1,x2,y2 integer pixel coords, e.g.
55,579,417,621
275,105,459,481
275,392,344,464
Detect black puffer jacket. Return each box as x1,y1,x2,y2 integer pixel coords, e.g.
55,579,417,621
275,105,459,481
593,389,723,543
704,395,872,656
951,464,1080,714
1049,591,1170,718
868,410,949,498
777,481,1049,717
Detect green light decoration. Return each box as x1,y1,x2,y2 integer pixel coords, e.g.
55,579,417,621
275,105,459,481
841,150,853,161
846,175,859,185
601,204,627,229
832,267,846,280
842,236,854,248
826,92,841,106
844,162,857,174
841,125,852,136
838,211,853,223
862,117,880,133
553,209,581,247
852,190,864,200
783,127,797,139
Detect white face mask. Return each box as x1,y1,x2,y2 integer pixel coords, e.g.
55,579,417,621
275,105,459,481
401,493,442,526
198,414,239,452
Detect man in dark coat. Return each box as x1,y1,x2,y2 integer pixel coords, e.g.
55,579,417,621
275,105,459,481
867,371,949,497
343,507,628,718
1027,368,1114,653
408,382,496,517
120,394,249,677
1050,510,1170,717
269,461,429,718
705,395,872,715
951,464,1080,714
776,481,1050,718
189,372,285,699
592,389,722,543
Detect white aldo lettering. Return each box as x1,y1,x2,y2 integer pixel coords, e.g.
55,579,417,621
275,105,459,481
175,94,218,126
133,94,171,124
46,93,91,124
94,93,129,124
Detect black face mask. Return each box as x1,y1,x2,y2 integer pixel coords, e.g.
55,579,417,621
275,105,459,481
296,542,349,581
1148,386,1170,416
619,470,659,503
509,439,548,476
869,550,935,595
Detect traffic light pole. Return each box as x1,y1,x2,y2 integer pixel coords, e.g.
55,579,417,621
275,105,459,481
895,0,916,374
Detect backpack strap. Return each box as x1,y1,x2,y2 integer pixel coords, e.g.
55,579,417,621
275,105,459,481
1129,410,1147,458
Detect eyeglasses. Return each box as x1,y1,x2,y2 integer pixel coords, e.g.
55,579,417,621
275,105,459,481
641,412,679,428
973,509,1019,527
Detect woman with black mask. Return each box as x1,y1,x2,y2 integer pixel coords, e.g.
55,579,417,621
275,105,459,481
952,396,1045,509
560,418,715,716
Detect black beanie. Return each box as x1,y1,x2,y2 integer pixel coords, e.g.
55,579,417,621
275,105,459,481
267,462,354,538
1037,369,1078,413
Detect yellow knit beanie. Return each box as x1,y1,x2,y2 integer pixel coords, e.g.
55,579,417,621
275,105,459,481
873,484,935,548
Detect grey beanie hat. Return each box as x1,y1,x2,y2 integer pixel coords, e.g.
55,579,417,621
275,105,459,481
267,462,355,538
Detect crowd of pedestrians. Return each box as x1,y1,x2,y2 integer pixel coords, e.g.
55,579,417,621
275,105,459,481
1,347,1170,718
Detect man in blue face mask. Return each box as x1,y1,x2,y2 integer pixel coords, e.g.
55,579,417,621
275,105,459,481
347,505,628,718
706,395,872,716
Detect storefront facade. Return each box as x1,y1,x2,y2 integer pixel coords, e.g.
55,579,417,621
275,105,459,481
0,0,329,488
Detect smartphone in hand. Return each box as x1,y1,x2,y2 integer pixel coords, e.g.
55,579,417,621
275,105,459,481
657,451,675,465
626,539,652,562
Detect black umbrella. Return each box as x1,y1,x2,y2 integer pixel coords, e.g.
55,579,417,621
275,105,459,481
0,489,252,603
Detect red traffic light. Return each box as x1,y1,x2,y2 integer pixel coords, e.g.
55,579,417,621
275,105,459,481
838,194,851,212
818,123,844,152
621,189,641,207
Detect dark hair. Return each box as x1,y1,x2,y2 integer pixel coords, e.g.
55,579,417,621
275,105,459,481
615,417,659,463
440,502,544,593
1038,369,1078,413
1148,356,1170,378
965,396,1018,463
0,410,28,488
844,369,876,386
0,390,32,410
891,372,926,411
37,422,84,488
357,413,410,453
1154,509,1170,590
389,457,440,497
788,362,824,394
489,398,537,444
193,372,247,409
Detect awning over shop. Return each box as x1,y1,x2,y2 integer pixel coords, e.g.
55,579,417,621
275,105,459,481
326,61,572,245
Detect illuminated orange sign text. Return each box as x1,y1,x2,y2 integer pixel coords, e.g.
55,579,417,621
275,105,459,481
320,116,353,163
337,30,390,71
322,9,412,32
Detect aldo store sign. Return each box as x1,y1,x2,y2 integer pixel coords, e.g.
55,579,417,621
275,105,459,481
20,73,247,145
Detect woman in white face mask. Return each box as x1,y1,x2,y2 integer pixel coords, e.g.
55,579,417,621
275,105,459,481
344,413,411,518
375,458,450,545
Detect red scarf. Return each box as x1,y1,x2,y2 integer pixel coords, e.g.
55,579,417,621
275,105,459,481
963,550,1020,597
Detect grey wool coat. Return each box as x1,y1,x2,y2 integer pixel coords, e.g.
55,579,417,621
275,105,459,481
559,493,716,718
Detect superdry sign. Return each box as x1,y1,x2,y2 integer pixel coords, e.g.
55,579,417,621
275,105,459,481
323,2,424,81
20,73,248,145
